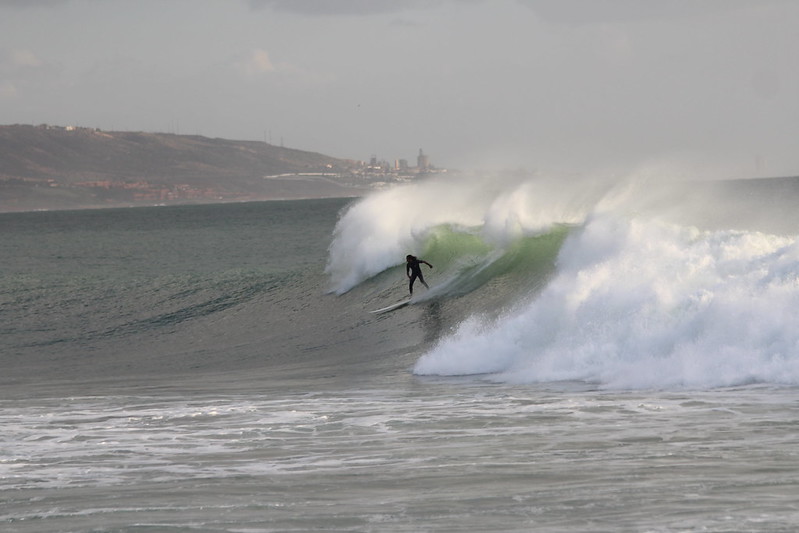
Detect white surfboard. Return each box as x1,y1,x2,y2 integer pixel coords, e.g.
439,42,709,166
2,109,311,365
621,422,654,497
369,298,412,314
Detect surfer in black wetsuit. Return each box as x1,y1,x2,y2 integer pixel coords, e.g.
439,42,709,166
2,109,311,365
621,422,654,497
406,254,432,295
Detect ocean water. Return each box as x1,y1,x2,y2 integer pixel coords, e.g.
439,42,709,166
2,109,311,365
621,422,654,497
3,174,799,532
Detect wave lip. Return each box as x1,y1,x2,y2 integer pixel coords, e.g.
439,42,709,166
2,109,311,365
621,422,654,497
325,172,603,294
415,214,799,390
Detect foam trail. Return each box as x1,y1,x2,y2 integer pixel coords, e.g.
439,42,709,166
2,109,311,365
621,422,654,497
325,172,607,294
414,213,799,389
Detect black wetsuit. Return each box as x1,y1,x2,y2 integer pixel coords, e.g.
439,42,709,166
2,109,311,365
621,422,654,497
406,256,432,295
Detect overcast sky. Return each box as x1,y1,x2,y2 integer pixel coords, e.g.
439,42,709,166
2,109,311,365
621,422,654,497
1,0,797,178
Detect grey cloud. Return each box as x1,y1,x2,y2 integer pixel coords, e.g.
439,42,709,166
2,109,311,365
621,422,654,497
0,0,70,8
517,0,781,25
247,0,446,16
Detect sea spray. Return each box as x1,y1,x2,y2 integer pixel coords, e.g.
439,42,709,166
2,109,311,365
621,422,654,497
324,180,494,294
414,213,799,389
325,172,607,293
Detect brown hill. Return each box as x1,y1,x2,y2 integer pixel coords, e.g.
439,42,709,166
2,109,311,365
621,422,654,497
0,124,365,211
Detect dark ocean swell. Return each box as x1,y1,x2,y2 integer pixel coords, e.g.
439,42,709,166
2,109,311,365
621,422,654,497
7,271,280,349
1,199,365,388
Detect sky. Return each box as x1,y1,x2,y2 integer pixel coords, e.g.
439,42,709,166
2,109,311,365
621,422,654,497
1,0,798,178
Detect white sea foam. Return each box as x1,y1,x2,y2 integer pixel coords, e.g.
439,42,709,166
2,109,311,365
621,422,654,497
325,172,607,293
325,170,799,389
414,213,799,389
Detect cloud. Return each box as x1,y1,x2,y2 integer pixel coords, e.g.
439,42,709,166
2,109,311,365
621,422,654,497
0,0,70,8
235,49,276,76
517,0,777,25
247,0,445,16
10,49,43,67
1,48,55,79
0,81,17,98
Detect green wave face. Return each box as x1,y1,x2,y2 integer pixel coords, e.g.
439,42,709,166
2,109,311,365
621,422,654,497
418,223,572,302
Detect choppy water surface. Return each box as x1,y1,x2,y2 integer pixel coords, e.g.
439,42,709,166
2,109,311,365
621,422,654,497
2,383,798,532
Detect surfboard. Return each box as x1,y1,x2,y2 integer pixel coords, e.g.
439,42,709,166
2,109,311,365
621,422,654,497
370,298,412,314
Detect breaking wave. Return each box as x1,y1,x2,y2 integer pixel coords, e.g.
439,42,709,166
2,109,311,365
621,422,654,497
327,171,799,389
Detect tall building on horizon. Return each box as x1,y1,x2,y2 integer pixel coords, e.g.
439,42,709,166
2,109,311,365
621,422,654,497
417,149,429,171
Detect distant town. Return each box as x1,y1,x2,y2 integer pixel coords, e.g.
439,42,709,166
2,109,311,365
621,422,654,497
0,124,448,211
265,147,446,190
66,147,446,204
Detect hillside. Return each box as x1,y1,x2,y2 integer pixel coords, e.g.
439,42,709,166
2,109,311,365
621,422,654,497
0,124,368,211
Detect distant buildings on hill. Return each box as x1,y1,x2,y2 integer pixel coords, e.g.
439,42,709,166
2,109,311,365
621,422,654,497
25,124,444,194
262,148,444,194
361,148,442,179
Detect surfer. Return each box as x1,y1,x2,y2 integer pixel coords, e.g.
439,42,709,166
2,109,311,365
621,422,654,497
406,254,432,295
